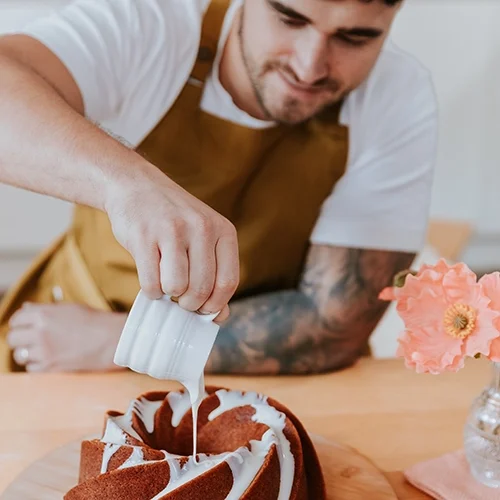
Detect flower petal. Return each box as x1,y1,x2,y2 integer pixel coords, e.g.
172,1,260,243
479,272,500,311
379,287,397,301
396,326,464,374
463,307,500,357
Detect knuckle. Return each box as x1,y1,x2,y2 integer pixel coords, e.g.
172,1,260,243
220,218,237,237
192,213,213,236
218,278,239,293
164,282,188,297
141,281,161,297
169,217,188,239
35,311,49,330
191,286,213,300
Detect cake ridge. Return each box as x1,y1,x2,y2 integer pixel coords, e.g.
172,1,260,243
64,386,327,499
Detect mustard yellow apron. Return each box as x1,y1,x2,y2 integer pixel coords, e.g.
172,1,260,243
0,0,349,371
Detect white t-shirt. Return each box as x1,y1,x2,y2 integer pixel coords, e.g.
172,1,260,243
19,0,438,253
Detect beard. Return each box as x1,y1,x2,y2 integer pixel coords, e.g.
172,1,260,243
238,17,348,125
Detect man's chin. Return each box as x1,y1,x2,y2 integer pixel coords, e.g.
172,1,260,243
262,94,344,125
267,105,328,126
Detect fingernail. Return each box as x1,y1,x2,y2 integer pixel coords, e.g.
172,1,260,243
197,310,213,316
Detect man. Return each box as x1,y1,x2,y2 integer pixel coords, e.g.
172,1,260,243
0,0,437,374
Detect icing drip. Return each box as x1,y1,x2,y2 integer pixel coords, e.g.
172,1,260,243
151,454,221,499
183,374,206,462
119,447,145,470
132,398,163,434
167,378,207,462
207,390,268,421
100,443,122,474
100,397,162,473
102,419,128,445
99,388,294,499
208,389,294,500
224,431,277,499
166,391,193,428
252,405,294,500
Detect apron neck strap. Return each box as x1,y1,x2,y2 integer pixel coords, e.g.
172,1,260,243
190,0,231,84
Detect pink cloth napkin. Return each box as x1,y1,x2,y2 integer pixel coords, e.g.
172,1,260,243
404,450,500,500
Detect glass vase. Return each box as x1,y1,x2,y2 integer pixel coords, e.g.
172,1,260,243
464,361,500,488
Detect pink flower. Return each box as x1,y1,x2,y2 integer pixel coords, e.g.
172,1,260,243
390,259,500,374
379,287,398,301
479,272,500,361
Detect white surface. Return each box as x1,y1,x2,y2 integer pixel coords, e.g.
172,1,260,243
390,0,500,235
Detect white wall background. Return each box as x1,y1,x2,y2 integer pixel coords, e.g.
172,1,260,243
390,0,500,269
0,0,499,286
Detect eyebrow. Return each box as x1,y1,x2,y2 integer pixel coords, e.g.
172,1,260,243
268,0,310,22
337,27,383,38
267,0,384,38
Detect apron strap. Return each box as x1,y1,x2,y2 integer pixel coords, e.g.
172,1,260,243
190,0,231,84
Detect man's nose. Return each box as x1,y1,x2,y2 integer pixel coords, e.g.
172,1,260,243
291,31,329,85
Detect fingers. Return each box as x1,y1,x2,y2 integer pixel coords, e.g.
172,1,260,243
7,327,37,349
129,207,239,317
177,223,216,312
7,324,49,372
213,304,230,324
9,303,38,328
12,345,47,372
199,231,239,314
159,240,189,298
134,243,163,299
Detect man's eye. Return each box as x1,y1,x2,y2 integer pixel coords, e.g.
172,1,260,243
336,34,368,46
280,16,306,28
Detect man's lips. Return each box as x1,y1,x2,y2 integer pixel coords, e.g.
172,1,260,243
277,68,331,96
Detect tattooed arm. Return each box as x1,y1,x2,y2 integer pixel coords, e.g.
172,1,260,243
206,245,415,375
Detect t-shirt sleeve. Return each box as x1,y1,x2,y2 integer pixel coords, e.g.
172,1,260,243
17,0,207,125
310,44,438,253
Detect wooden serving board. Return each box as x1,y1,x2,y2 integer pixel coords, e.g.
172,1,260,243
0,435,425,499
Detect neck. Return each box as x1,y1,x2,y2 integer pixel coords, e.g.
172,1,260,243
218,9,267,120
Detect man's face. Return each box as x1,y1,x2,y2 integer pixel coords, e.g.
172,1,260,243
239,0,399,124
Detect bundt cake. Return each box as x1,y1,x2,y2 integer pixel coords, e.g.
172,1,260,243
64,385,326,499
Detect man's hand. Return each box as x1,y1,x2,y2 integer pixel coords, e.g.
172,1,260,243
6,303,127,372
105,172,238,322
0,36,239,323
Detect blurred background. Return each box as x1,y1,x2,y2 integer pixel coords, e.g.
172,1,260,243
0,0,499,354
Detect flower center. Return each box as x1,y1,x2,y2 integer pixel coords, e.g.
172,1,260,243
443,304,477,339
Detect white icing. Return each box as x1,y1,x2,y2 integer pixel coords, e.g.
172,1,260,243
101,443,122,474
100,397,163,473
99,388,295,499
166,391,192,428
119,447,145,470
102,419,128,445
105,401,142,443
208,390,268,421
208,389,294,500
132,398,164,434
167,378,207,462
151,454,220,499
252,405,294,500
225,433,275,499
191,397,200,462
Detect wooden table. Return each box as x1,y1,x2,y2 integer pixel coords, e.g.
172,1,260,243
0,357,491,498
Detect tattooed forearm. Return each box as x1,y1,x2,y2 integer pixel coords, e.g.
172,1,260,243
206,245,415,375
